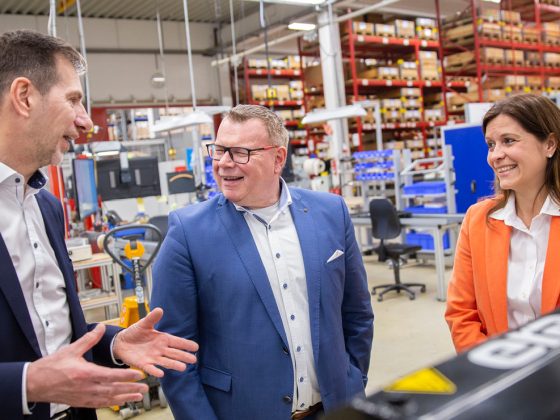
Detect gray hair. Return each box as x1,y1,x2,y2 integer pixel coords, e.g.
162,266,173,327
0,29,86,97
224,104,289,148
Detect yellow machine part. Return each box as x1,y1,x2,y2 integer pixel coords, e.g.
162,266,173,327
119,296,150,328
124,241,145,260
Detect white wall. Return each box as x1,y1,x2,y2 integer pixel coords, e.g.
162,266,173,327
0,14,226,104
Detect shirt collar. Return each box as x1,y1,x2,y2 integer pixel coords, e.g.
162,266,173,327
490,193,560,226
0,162,48,191
233,177,292,213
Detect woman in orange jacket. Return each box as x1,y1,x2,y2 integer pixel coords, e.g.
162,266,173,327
445,94,560,353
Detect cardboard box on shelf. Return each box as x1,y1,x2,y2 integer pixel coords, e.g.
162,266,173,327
392,19,415,38
304,65,323,90
374,23,395,37
504,49,524,66
400,87,421,97
502,25,522,42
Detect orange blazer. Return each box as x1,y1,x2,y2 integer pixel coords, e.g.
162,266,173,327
445,197,560,353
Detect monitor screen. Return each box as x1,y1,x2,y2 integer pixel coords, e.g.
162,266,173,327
72,158,99,220
96,156,162,201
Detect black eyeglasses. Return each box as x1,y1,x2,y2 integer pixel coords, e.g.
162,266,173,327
206,143,278,164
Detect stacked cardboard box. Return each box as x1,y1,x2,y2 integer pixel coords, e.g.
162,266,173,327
419,51,439,80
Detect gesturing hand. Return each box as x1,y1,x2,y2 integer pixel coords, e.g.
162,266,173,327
27,324,148,408
113,307,198,377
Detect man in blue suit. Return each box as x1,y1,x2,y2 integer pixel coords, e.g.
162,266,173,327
0,30,198,419
152,104,374,420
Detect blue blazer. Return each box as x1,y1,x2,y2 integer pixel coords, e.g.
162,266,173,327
151,187,374,420
0,190,119,420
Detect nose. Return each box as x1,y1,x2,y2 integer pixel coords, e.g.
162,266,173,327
75,103,93,133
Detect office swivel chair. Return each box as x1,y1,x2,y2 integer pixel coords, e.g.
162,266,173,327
369,198,426,301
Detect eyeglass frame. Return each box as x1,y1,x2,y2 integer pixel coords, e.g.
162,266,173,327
206,143,279,164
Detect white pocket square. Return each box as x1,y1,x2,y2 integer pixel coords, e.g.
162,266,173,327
327,249,344,263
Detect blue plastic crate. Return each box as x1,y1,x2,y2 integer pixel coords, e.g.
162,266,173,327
406,231,450,250
405,205,448,214
403,181,446,195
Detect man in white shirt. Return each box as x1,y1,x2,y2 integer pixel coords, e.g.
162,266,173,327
151,104,374,420
0,29,199,420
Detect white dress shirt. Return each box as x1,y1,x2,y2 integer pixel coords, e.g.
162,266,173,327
490,193,560,329
0,162,72,416
233,179,321,412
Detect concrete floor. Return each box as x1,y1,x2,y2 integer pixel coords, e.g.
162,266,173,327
97,256,456,419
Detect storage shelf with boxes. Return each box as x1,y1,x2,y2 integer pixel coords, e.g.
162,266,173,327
440,0,560,117
339,9,453,157
235,55,307,149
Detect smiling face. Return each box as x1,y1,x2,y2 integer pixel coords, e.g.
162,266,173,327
28,55,93,167
213,117,287,208
485,114,556,196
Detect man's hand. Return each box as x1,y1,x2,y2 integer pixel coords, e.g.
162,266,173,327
27,324,148,407
113,307,198,377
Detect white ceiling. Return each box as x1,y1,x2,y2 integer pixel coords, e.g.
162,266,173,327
0,0,468,23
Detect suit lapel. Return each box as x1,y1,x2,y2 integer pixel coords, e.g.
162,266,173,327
542,217,560,313
289,190,321,358
217,198,289,347
485,218,510,333
0,234,42,356
36,192,88,341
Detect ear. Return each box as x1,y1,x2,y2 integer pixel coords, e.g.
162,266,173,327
274,146,288,174
546,133,558,157
9,77,35,118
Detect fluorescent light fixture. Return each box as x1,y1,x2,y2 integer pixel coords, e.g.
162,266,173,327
288,22,316,31
152,111,213,133
244,0,325,5
301,104,367,125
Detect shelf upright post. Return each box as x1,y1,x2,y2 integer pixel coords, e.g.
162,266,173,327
347,19,363,151
243,57,251,104
472,0,484,102
435,0,449,123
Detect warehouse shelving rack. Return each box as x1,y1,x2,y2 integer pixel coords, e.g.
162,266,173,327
437,0,560,118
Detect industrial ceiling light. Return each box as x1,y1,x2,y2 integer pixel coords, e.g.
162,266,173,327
151,111,213,133
245,0,326,5
288,22,316,31
151,71,166,88
301,104,367,124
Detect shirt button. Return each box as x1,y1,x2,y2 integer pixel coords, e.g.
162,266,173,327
33,243,38,249
283,283,288,289
283,396,292,404
290,314,295,320
276,253,281,258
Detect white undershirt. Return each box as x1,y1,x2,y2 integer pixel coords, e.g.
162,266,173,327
490,194,560,329
0,162,72,416
233,180,321,412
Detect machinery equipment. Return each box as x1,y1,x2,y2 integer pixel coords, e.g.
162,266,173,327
100,224,166,418
324,309,560,419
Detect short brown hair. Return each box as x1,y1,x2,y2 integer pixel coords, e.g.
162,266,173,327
224,104,289,148
0,29,85,97
482,93,560,216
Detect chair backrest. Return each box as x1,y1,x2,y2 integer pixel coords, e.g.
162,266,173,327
146,215,169,241
369,198,402,240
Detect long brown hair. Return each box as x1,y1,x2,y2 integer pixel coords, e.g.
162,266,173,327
482,94,560,218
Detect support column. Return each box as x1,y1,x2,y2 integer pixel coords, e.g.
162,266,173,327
317,9,349,189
